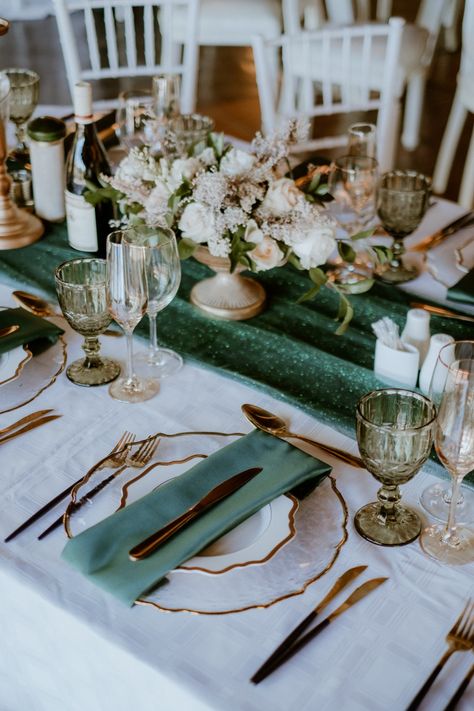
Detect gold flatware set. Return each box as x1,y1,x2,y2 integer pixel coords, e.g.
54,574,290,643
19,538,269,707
0,408,61,447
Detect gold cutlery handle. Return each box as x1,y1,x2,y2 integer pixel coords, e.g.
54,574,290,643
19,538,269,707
130,509,195,560
289,433,364,468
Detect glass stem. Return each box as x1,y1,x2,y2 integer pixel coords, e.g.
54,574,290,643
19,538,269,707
390,239,404,267
444,476,462,544
125,329,136,385
15,122,28,152
148,312,159,355
82,336,101,368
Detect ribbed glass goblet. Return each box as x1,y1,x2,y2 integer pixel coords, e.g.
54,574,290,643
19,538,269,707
3,68,39,156
355,389,436,546
55,258,121,386
376,170,431,284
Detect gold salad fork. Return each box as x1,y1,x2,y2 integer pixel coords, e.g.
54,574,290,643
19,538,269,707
40,435,160,539
406,599,474,711
5,431,136,543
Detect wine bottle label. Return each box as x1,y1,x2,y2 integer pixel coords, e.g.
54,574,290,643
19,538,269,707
65,190,98,252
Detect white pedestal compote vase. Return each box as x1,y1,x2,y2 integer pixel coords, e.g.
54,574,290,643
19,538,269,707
190,246,266,321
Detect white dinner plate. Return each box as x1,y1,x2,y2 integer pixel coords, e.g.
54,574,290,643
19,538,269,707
0,346,32,387
176,495,298,575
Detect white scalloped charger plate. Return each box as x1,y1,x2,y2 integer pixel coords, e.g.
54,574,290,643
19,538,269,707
0,346,32,386
176,495,298,575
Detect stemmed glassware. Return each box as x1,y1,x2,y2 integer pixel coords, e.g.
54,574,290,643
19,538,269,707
376,170,431,284
3,68,39,157
347,123,377,159
420,341,474,524
55,258,121,387
123,225,183,378
116,89,155,150
355,388,436,546
150,74,181,154
106,230,159,403
327,155,379,286
420,345,474,564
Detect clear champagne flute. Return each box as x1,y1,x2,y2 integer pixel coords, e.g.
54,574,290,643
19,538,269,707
3,68,39,157
106,230,159,403
327,155,379,287
116,89,155,150
347,122,377,159
150,74,181,154
420,340,474,524
123,225,183,378
420,349,474,564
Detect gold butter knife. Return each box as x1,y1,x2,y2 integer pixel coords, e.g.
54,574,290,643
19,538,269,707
0,324,19,338
410,211,474,252
252,577,388,683
410,301,474,324
251,565,367,683
129,466,263,560
0,414,61,446
0,409,55,437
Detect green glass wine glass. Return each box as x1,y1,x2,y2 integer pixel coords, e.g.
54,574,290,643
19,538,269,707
355,389,436,546
3,68,39,157
375,170,431,284
55,258,121,386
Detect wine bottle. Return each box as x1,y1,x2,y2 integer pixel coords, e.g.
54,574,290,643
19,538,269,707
65,82,113,256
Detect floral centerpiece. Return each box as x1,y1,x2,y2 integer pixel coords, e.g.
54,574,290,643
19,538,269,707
88,123,380,331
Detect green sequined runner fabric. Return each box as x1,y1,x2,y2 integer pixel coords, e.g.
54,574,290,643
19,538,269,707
1,221,472,482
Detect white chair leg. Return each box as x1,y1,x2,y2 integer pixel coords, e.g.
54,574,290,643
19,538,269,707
377,97,401,173
401,71,426,151
433,87,467,194
458,127,474,209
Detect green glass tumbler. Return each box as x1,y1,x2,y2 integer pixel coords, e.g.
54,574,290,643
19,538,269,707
355,389,436,546
55,258,121,386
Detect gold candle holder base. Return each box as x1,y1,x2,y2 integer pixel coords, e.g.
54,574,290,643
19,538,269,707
0,198,43,249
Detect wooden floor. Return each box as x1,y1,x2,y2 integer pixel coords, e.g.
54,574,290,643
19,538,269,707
2,2,472,203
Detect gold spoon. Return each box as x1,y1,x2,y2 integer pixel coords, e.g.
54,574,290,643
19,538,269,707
0,324,19,338
12,290,123,337
241,403,364,469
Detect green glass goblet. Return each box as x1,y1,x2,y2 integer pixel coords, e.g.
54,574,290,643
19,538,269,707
3,68,39,157
355,389,436,546
375,170,431,284
55,258,121,386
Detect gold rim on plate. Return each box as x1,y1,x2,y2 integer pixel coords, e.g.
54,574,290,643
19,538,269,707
0,345,32,387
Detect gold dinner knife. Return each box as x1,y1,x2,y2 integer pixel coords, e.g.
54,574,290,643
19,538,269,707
410,301,474,324
0,414,61,446
410,211,474,252
129,466,263,560
0,324,19,338
252,577,389,683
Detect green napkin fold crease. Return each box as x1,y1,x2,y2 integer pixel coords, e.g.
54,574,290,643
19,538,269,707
447,268,474,306
62,430,331,606
0,307,64,355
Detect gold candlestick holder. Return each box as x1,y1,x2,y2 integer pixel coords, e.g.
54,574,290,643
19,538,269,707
0,18,43,249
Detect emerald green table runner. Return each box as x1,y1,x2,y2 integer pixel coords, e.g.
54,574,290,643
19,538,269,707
447,268,474,306
0,221,472,484
62,430,331,605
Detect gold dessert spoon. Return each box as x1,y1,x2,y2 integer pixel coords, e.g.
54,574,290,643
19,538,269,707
241,404,364,468
12,290,123,337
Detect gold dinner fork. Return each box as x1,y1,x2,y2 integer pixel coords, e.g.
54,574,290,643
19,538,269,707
406,599,474,711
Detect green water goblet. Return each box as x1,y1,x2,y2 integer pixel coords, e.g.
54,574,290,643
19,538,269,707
375,170,431,284
55,258,121,386
3,68,39,157
355,389,436,546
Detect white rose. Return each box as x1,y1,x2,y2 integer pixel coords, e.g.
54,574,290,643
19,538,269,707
220,148,255,177
171,157,200,186
261,178,301,217
144,180,170,214
198,147,217,166
249,236,284,271
244,219,264,245
115,153,146,182
178,202,216,243
292,226,337,269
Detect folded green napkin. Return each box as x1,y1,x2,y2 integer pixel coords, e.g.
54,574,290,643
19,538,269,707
62,429,332,606
447,268,474,306
0,307,64,355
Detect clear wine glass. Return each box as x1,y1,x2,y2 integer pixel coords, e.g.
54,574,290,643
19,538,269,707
150,74,181,154
116,89,155,151
355,388,436,546
347,123,377,159
106,230,159,403
420,341,474,523
420,350,474,564
55,258,121,387
376,170,431,284
327,155,379,287
3,68,39,156
123,225,183,378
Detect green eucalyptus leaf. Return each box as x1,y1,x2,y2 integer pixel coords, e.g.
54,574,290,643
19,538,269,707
350,228,375,241
308,267,328,286
288,253,303,270
342,278,374,294
337,241,356,263
297,283,321,303
178,238,197,260
372,245,393,264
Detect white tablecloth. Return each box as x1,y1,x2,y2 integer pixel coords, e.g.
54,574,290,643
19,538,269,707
1,200,474,711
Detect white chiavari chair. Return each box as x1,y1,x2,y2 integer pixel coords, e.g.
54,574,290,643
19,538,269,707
52,0,200,112
252,17,404,173
433,0,474,208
